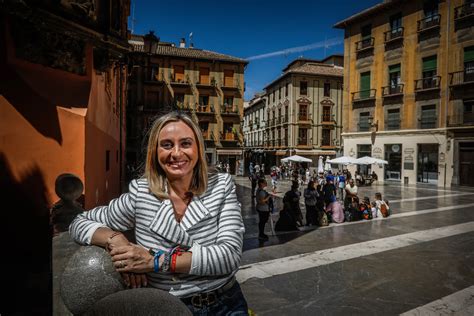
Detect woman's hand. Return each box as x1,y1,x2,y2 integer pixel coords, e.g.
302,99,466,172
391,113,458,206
120,272,148,288
110,243,154,274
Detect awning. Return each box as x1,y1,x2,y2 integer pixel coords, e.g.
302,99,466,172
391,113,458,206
295,149,336,156
217,149,243,155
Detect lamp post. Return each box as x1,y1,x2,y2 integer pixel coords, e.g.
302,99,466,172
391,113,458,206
143,31,159,55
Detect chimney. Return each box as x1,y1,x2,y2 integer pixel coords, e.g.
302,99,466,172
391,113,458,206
179,38,186,48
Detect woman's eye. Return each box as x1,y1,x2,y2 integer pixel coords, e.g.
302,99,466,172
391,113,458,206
181,141,192,147
161,142,173,149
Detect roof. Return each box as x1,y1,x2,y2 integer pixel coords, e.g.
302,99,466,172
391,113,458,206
129,35,248,64
282,54,343,72
333,0,403,29
264,62,343,89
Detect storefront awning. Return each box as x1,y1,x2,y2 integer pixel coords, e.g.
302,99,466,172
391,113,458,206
217,149,243,155
295,149,336,156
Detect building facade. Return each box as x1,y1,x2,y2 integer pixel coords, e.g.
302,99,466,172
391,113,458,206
1,1,130,209
127,34,247,175
335,0,474,187
257,55,344,169
243,93,267,173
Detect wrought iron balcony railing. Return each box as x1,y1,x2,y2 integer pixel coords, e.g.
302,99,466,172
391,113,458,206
415,76,441,91
454,2,474,20
355,37,375,51
352,89,376,101
382,84,404,96
384,27,404,42
449,70,474,86
417,14,441,32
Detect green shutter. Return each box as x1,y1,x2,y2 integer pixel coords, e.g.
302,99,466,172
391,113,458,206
464,46,474,63
422,56,437,71
360,72,371,90
389,64,401,73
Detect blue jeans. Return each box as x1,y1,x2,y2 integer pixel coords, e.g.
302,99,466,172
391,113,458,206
182,282,249,316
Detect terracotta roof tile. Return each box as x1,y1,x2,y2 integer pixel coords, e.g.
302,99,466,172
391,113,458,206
286,63,343,77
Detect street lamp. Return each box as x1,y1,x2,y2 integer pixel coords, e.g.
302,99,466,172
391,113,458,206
143,31,159,55
368,115,378,145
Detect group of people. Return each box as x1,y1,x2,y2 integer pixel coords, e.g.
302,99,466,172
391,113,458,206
253,166,392,241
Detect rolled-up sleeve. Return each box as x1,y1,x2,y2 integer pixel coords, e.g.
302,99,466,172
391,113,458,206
69,180,139,245
189,174,245,276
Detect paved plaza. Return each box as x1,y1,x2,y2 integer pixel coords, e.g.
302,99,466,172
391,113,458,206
233,176,474,315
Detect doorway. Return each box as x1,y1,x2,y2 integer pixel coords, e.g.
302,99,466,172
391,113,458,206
417,144,438,184
384,144,402,180
459,142,474,186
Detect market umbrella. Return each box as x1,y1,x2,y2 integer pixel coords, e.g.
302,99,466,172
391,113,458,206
324,156,332,171
281,155,312,163
317,156,324,173
327,156,358,165
354,156,388,165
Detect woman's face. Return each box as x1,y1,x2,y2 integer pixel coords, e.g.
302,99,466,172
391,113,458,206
157,121,199,181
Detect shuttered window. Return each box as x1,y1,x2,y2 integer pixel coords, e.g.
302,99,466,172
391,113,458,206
224,69,234,87
464,46,474,63
199,67,210,84
360,72,371,98
174,65,185,82
422,56,437,72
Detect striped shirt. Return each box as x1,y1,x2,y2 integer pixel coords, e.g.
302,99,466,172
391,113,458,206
69,173,245,298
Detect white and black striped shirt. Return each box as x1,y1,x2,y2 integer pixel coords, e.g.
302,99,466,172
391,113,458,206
69,173,244,298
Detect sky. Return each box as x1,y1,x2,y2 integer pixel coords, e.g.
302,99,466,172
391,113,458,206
130,0,381,100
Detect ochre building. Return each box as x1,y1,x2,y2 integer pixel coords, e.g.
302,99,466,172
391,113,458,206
127,34,247,175
335,0,474,187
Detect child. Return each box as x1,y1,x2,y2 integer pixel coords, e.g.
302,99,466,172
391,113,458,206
371,201,378,218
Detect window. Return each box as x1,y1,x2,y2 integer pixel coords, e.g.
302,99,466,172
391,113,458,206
422,55,437,89
199,95,209,106
299,104,308,120
390,13,402,31
322,106,331,121
420,104,437,129
298,128,308,145
361,24,372,40
199,67,210,84
106,150,110,172
463,100,474,124
224,96,233,106
424,0,439,19
360,71,371,98
285,105,289,122
389,64,401,94
464,46,474,82
285,83,289,96
173,65,184,82
174,93,185,106
322,129,331,146
324,82,331,97
224,69,234,87
149,66,158,81
300,81,307,95
386,108,400,130
359,112,370,132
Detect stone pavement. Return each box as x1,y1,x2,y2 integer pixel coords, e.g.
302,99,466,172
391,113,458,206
233,176,474,315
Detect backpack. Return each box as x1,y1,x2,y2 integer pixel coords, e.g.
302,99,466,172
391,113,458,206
380,202,390,218
318,211,329,226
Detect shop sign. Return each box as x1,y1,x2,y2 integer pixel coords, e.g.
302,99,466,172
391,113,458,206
404,148,414,154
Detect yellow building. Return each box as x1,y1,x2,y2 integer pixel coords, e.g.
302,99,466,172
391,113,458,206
128,33,247,175
335,0,474,187
260,55,344,167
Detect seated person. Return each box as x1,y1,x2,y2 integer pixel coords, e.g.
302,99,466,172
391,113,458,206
360,196,372,220
374,192,390,217
344,179,358,209
275,181,301,231
371,171,378,182
325,200,344,224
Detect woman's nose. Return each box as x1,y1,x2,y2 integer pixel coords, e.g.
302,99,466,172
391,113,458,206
171,145,181,156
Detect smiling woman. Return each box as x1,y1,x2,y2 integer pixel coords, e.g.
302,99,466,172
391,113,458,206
69,112,249,315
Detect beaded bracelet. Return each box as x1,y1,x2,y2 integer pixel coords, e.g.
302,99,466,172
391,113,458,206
154,250,165,273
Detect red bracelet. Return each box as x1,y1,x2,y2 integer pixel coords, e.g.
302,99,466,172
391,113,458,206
170,252,177,273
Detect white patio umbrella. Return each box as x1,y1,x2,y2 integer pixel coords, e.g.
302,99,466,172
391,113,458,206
354,156,388,165
281,155,312,163
317,156,324,173
327,156,358,165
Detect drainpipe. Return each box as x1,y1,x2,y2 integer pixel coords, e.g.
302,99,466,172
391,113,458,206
444,0,450,188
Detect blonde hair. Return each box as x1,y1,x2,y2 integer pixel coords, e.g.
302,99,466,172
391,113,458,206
144,112,208,199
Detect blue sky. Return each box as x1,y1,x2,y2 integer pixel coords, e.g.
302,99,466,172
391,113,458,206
131,0,381,100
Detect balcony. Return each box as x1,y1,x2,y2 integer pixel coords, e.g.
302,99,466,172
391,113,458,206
220,131,239,142
176,102,193,113
321,114,335,124
221,79,242,93
447,113,474,126
221,104,238,115
170,74,191,86
449,70,474,86
298,113,311,124
384,27,404,43
320,138,335,148
297,138,310,148
415,76,441,91
454,2,474,30
417,14,441,32
449,70,474,99
355,37,374,52
382,84,404,97
201,130,216,141
143,67,165,85
352,89,376,108
196,77,217,89
195,104,216,122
